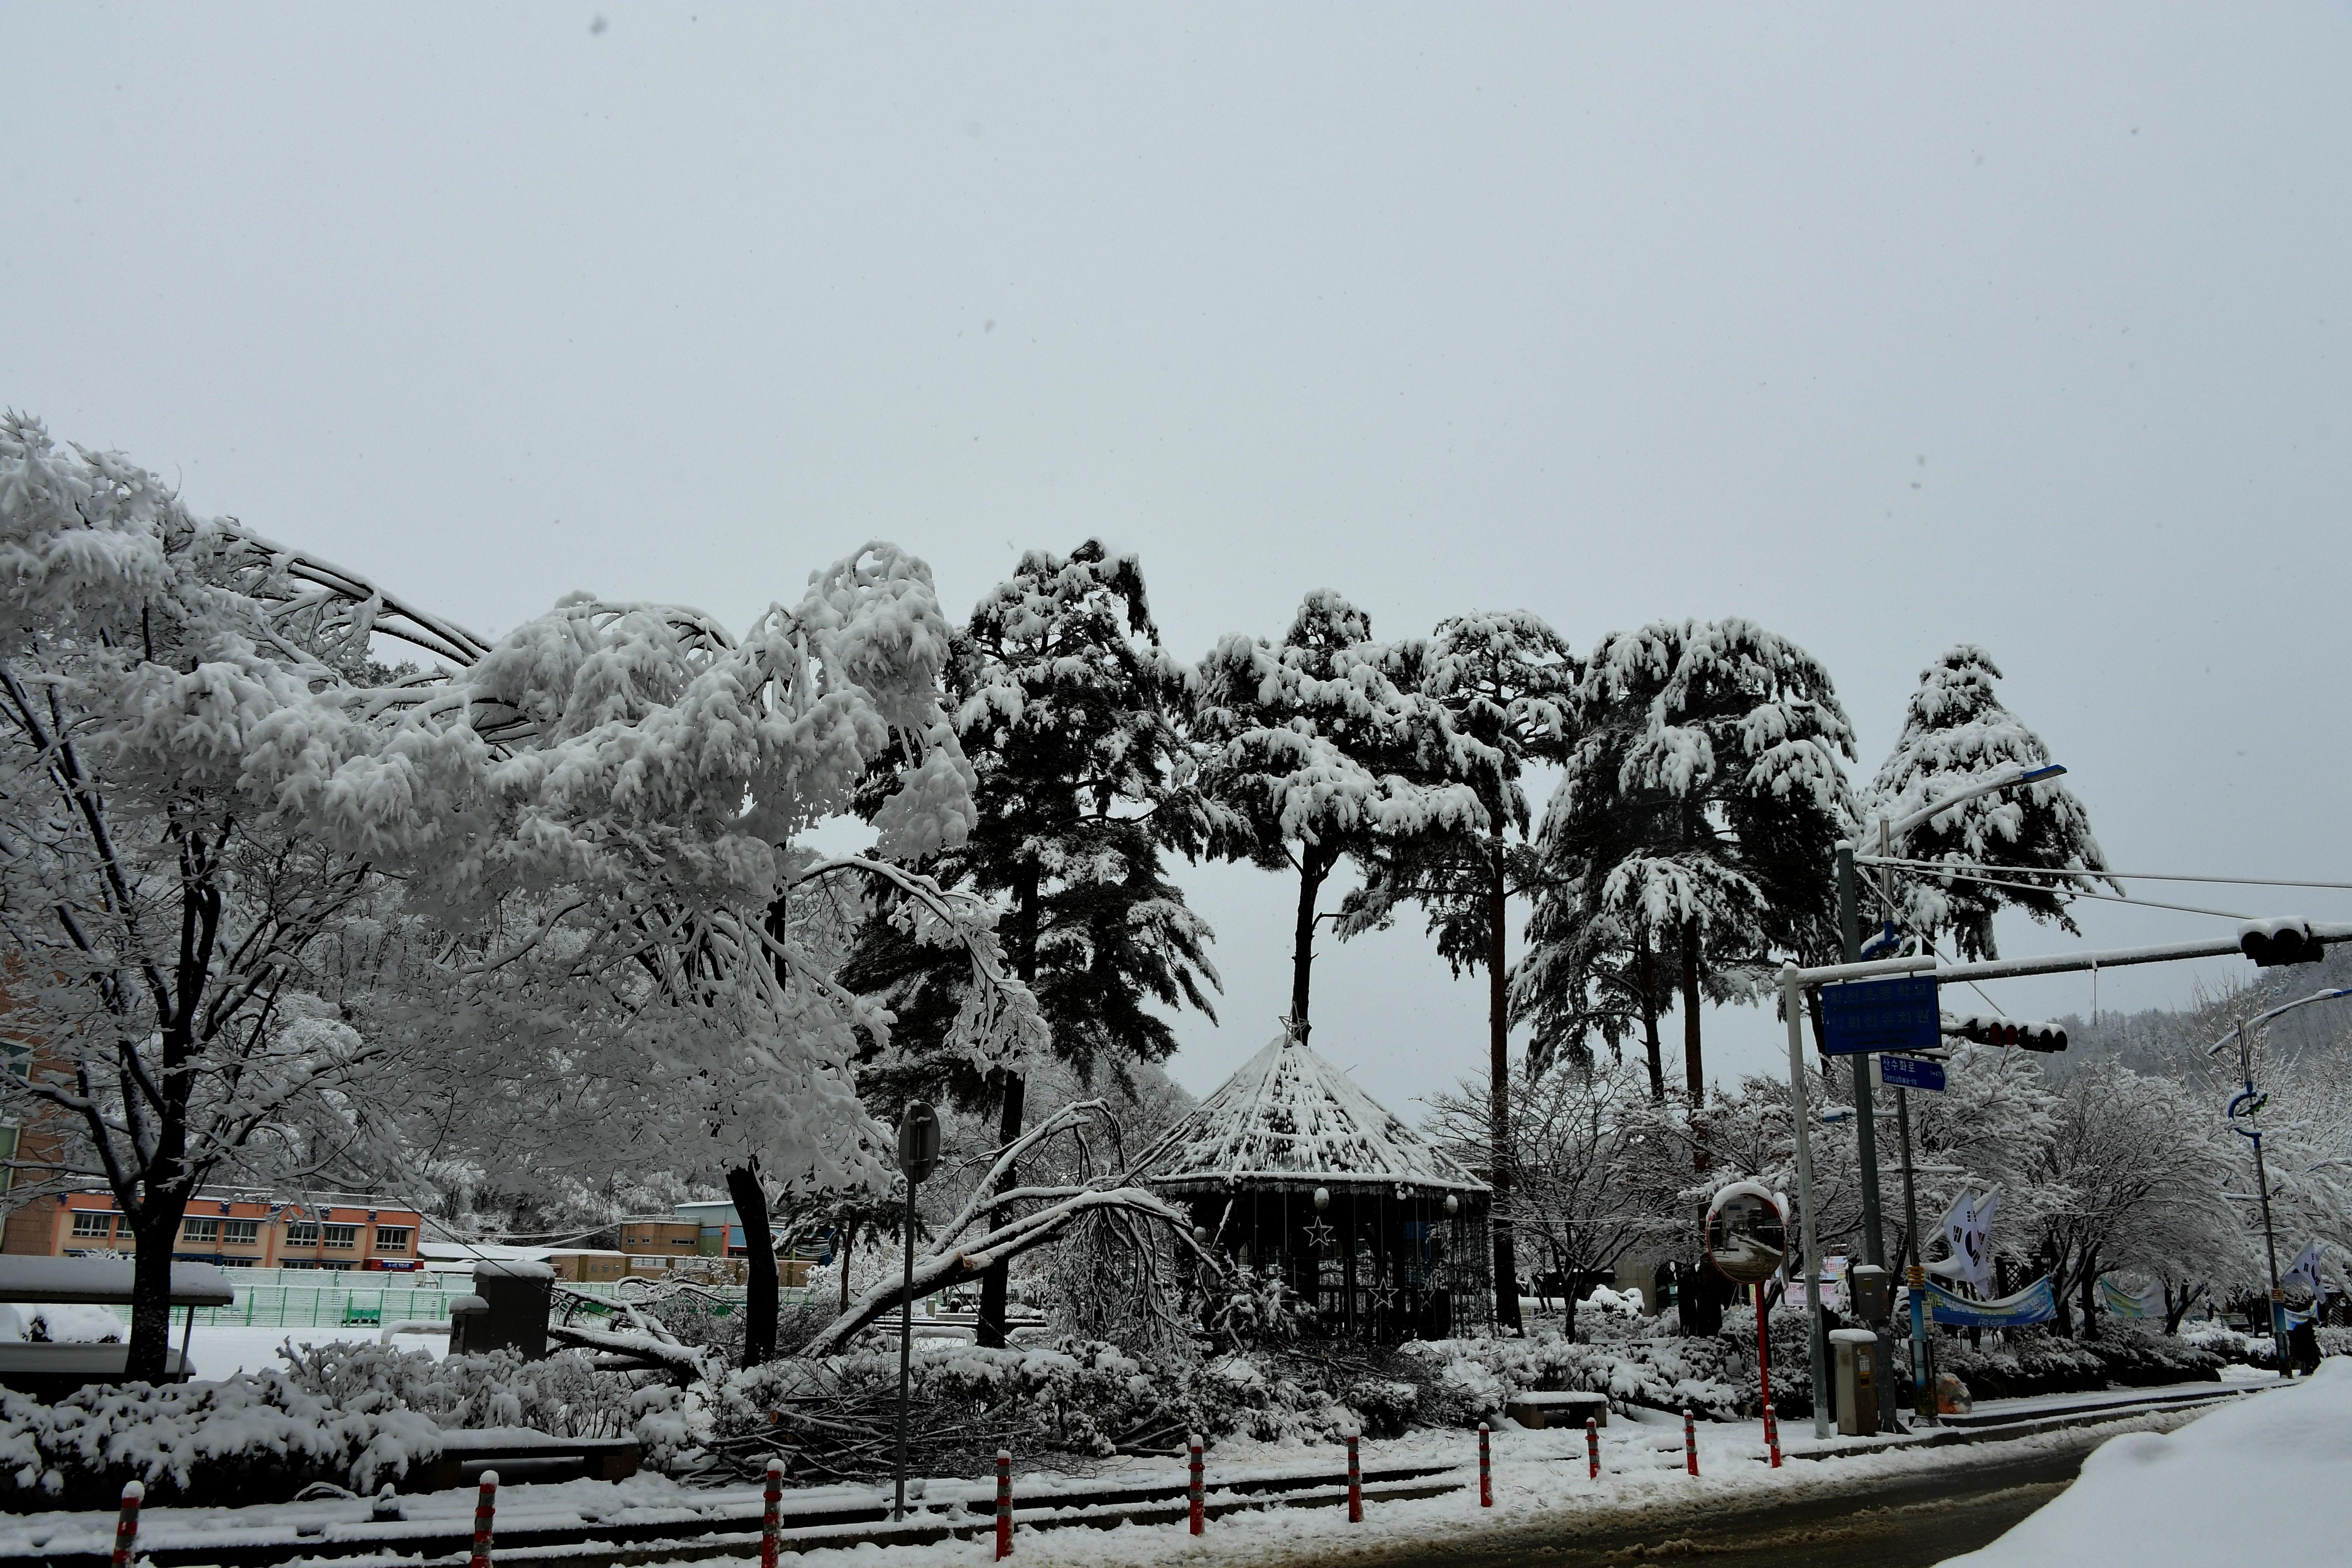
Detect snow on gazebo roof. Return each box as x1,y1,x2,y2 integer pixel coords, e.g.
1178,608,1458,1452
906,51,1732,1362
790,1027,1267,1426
1133,1033,1489,1197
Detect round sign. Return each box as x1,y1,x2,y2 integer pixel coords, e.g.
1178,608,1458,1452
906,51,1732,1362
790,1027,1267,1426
896,1101,942,1185
1705,1185,1788,1285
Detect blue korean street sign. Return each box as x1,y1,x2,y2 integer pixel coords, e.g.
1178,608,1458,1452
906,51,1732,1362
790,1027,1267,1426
1819,975,1941,1056
1878,1053,1946,1093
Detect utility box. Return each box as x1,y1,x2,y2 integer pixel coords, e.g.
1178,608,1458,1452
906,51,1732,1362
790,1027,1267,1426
1831,1328,1880,1436
1849,1264,1893,1323
450,1260,553,1359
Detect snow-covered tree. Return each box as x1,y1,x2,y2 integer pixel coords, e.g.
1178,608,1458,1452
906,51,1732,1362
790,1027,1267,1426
1193,591,1490,1039
2029,1064,2227,1337
1519,620,1855,1114
0,415,468,1376
1426,1054,1678,1340
1862,645,2114,958
1344,610,1577,1329
840,541,1220,1347
0,415,1039,1373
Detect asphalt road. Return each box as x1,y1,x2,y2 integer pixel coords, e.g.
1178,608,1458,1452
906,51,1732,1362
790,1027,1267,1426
1309,1441,2096,1568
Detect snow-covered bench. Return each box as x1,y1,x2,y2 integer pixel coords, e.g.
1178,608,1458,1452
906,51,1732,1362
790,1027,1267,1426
404,1428,642,1492
0,1255,232,1401
1502,1391,1610,1429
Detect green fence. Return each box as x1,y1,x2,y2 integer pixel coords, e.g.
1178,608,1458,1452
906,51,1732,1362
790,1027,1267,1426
75,1271,801,1333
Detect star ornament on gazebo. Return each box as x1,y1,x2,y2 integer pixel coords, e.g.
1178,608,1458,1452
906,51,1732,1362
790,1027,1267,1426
1369,1282,1398,1312
1302,1218,1337,1254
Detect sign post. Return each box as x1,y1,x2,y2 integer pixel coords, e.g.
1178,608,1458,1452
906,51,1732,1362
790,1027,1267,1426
892,1102,942,1522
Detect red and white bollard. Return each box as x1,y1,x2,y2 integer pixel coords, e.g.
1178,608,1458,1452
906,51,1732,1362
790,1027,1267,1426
1682,1409,1698,1477
1477,1422,1492,1508
112,1481,143,1568
994,1449,1013,1560
1345,1427,1362,1524
1762,1400,1781,1469
760,1458,783,1568
469,1471,499,1568
1585,1416,1599,1480
1187,1433,1205,1535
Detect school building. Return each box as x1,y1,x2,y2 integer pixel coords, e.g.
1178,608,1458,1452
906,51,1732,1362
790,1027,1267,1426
4,1189,426,1270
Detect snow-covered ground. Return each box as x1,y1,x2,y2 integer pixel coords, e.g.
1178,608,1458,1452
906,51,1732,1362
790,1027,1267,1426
0,1384,2229,1563
0,1312,436,1380
182,1321,446,1378
1945,1359,2348,1565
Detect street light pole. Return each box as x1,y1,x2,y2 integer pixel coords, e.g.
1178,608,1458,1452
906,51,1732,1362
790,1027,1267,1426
2209,987,2352,1377
2236,1018,2289,1377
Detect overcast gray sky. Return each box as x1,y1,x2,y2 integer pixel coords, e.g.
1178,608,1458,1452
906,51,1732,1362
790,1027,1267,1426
8,3,2349,1119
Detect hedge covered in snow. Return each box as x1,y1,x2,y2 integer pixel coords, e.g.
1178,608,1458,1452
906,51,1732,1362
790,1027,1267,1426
1939,1325,2224,1401
0,1374,441,1510
1412,1331,1747,1422
0,1343,692,1509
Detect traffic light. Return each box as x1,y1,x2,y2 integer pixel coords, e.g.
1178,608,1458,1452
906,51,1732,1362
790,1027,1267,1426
2239,920,2325,968
1943,1013,2068,1052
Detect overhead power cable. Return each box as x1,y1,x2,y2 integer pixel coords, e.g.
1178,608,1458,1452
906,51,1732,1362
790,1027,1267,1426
1855,855,2352,893
1867,860,2259,921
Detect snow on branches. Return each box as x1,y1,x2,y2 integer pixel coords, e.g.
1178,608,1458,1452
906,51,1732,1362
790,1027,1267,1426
1863,644,2115,958
0,416,1040,1374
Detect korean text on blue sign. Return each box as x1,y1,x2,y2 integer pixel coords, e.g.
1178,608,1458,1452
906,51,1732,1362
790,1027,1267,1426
1819,975,1940,1057
1878,1053,1946,1093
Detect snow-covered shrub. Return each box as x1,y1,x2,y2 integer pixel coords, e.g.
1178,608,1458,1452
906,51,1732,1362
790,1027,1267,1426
2179,1320,2352,1372
0,1374,441,1509
1418,1330,1745,1421
1583,1285,1646,1320
1341,1378,1421,1439
1936,1326,2223,1400
280,1342,691,1468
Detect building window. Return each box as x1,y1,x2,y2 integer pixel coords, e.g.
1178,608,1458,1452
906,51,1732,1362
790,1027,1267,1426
71,1211,115,1239
216,1256,255,1267
222,1220,261,1246
286,1221,320,1245
373,1226,413,1252
321,1224,359,1249
182,1217,221,1244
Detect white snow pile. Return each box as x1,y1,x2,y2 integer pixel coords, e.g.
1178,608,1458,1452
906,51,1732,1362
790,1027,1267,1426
1946,1360,2352,1565
0,1303,126,1344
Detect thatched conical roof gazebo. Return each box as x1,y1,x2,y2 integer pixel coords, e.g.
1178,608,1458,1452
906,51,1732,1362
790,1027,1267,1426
1135,1032,1491,1342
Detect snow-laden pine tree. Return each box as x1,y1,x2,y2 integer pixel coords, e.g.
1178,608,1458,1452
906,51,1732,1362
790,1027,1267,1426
1519,619,1854,1114
1862,645,2112,959
0,416,1038,1372
1194,590,1491,1040
1342,610,1577,1328
841,542,1221,1348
